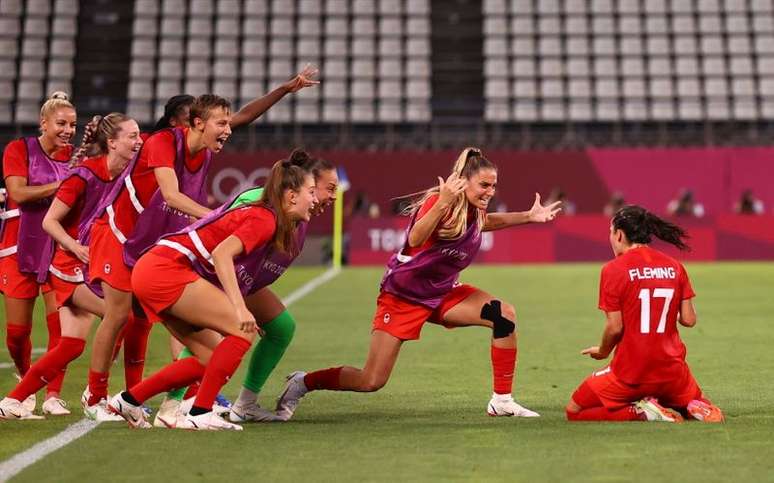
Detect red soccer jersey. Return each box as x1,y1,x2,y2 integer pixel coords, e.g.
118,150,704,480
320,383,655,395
1,139,72,250
96,128,206,236
55,156,112,239
156,205,276,266
598,246,696,384
404,194,480,257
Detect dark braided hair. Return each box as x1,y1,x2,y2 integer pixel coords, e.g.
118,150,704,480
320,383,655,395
68,115,101,167
154,94,195,131
612,205,690,251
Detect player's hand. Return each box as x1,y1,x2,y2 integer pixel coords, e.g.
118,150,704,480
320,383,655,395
527,193,562,223
285,64,320,93
437,173,467,209
66,241,90,264
236,306,258,334
581,346,608,360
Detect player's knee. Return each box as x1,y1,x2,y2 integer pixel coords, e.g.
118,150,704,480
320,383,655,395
360,375,388,392
480,299,516,339
501,302,517,323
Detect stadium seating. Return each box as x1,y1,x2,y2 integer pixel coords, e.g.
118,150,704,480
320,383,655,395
0,0,79,124
126,0,432,125
483,0,774,122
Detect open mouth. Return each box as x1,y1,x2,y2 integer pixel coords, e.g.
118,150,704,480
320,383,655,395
214,135,229,150
58,134,71,144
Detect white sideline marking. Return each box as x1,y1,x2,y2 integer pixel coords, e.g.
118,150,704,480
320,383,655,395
0,266,342,481
281,266,341,308
0,419,99,482
1,349,48,370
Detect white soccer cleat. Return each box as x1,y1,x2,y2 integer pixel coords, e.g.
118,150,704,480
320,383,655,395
486,394,541,418
275,371,308,421
229,401,282,423
81,388,124,422
180,411,243,431
13,373,37,412
107,393,152,429
153,398,184,429
0,397,44,420
42,396,71,416
634,397,684,423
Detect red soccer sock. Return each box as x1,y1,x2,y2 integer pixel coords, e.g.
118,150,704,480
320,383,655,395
6,323,32,376
45,312,65,396
129,357,206,403
303,367,343,391
566,406,642,422
87,369,110,405
123,314,152,390
193,336,251,411
491,345,517,395
10,337,85,402
183,381,200,400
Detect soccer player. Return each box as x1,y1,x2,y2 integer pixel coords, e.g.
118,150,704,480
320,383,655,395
1,92,76,414
0,114,142,420
152,150,337,428
275,148,561,420
81,95,230,418
147,65,319,401
108,160,318,430
565,205,724,423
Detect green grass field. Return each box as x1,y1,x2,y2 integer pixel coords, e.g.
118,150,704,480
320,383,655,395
1,263,773,482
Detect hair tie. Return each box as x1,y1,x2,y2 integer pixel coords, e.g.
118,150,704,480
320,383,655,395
281,160,292,168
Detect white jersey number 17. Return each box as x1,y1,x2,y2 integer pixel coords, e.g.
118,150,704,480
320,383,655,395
638,288,675,334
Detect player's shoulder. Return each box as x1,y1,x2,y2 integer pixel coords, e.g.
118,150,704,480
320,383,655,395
2,138,26,158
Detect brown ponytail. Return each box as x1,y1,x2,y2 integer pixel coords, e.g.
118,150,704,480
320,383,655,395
612,205,690,251
256,158,311,254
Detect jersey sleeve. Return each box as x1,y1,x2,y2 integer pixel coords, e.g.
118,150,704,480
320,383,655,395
678,263,696,300
55,175,87,207
598,262,625,312
232,207,276,255
415,194,440,220
145,131,176,169
2,140,29,179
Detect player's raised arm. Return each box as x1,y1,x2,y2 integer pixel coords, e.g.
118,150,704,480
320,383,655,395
483,193,562,232
230,64,320,128
407,173,466,247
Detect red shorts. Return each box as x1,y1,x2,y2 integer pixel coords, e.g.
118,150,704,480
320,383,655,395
572,365,703,410
371,284,479,341
49,250,86,307
0,254,52,299
88,221,132,292
131,249,198,323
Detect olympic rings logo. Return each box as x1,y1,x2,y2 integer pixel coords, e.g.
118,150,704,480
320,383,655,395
210,167,272,203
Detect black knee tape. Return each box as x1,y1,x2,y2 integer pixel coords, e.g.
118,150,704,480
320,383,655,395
480,300,516,339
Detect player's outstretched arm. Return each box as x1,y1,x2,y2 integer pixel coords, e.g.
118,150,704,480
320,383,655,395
230,64,320,128
581,311,623,360
483,192,561,231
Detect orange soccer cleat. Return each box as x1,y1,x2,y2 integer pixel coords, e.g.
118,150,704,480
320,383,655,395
687,400,725,423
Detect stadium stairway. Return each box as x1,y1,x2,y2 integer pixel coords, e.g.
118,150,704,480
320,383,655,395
72,0,134,118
